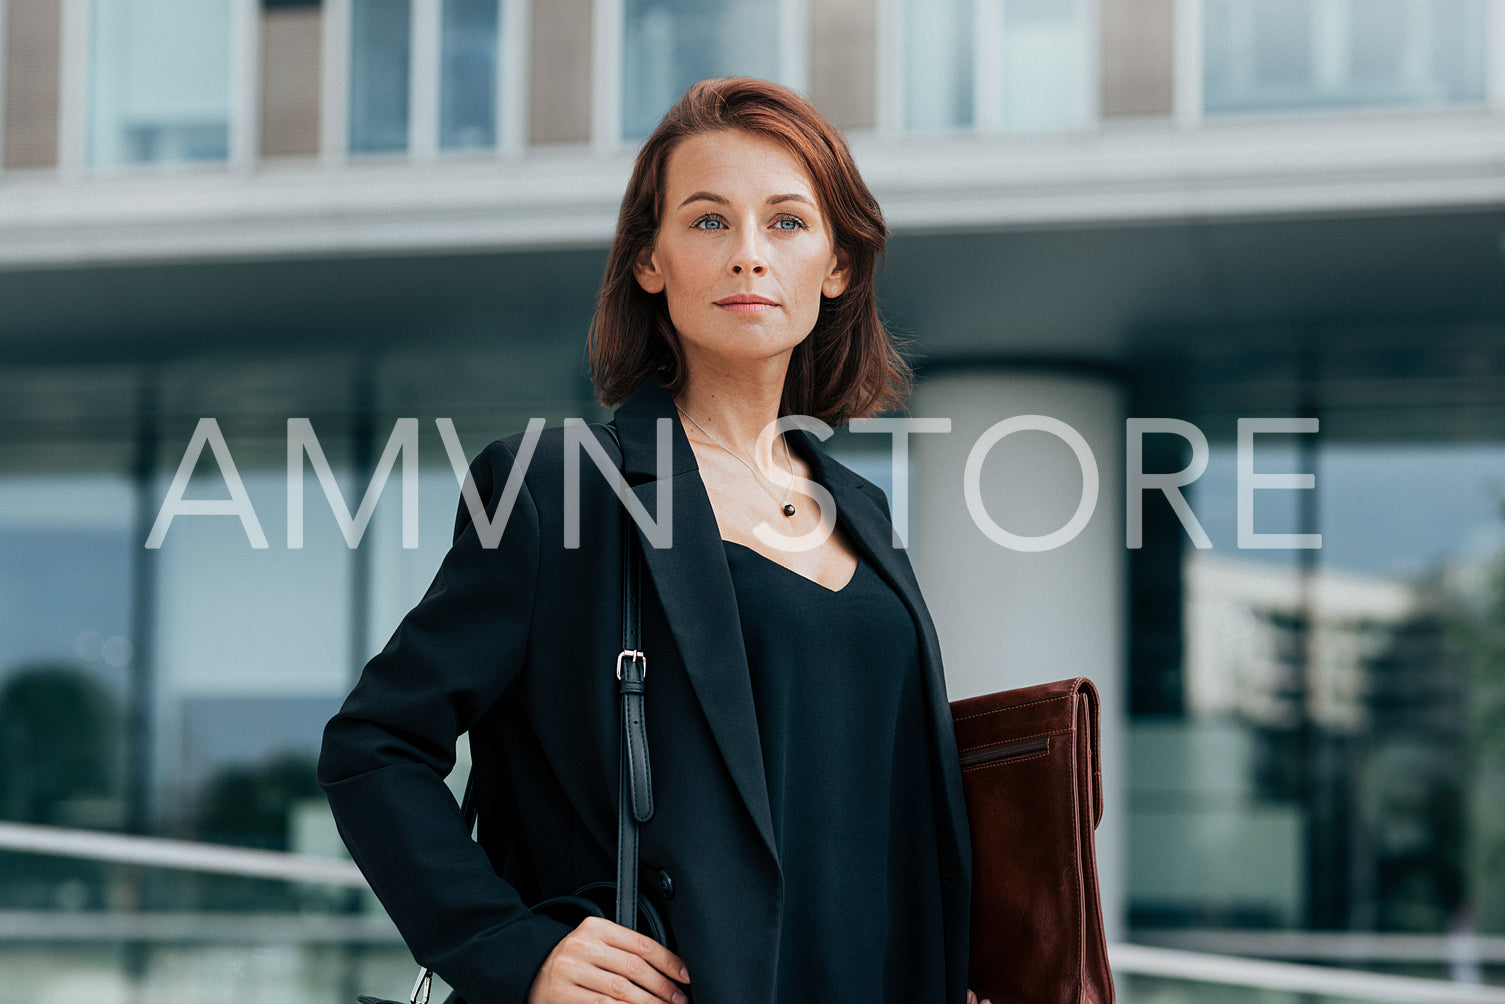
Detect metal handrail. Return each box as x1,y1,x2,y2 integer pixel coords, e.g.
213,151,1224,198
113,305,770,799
4,821,1503,1002
0,820,365,887
1112,943,1505,1003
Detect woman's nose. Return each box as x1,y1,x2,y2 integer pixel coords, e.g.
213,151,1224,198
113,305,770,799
728,230,766,276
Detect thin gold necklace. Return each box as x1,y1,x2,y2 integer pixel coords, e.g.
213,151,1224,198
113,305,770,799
675,405,797,517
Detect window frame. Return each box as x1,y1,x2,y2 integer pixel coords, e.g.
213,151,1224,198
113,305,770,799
1188,0,1499,121
595,0,810,148
877,0,1101,137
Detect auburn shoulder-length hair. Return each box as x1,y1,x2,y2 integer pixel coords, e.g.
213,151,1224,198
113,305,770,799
588,77,910,426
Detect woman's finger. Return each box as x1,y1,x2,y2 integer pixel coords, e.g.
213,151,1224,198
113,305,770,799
528,917,686,1004
566,956,680,1004
589,916,691,987
579,941,687,1003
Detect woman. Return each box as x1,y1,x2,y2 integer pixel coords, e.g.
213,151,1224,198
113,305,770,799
320,77,985,1004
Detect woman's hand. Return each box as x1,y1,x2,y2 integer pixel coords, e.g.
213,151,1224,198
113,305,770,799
966,990,992,1004
527,916,690,1004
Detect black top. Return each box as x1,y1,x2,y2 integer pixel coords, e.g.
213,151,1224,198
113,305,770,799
722,539,947,1002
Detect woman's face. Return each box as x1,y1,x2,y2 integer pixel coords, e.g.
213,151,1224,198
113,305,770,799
633,128,850,378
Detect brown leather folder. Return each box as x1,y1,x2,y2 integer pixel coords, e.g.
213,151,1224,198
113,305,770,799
950,677,1114,1004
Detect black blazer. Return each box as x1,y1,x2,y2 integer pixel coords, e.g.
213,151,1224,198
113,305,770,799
318,377,973,1004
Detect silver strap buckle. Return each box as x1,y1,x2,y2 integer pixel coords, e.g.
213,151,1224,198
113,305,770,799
616,649,647,680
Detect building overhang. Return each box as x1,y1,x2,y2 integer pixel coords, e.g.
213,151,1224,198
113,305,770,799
1,110,1504,270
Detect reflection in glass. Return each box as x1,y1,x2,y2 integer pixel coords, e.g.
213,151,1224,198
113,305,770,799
1131,432,1505,950
145,465,355,907
440,0,500,150
88,0,234,166
622,0,781,141
1204,0,1487,115
0,364,594,1000
0,476,134,913
350,0,412,153
904,0,973,131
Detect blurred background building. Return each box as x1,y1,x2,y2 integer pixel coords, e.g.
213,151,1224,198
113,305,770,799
2,0,1505,1000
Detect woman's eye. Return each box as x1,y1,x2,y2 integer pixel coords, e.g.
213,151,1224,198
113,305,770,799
692,216,725,230
773,216,807,231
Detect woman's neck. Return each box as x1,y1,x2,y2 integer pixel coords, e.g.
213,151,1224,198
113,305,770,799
674,363,789,465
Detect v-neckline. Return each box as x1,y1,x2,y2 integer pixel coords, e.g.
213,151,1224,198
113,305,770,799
722,539,860,594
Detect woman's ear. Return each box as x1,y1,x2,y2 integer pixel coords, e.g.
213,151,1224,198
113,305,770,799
822,247,851,298
633,245,665,294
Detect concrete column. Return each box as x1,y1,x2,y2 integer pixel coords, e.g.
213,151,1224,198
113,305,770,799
909,367,1128,944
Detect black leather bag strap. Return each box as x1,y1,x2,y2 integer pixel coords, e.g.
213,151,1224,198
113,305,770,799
615,518,650,929
457,422,651,925
608,422,652,930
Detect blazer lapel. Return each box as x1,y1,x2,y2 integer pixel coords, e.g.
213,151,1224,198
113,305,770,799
613,380,780,868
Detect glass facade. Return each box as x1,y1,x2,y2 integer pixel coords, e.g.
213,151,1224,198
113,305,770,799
904,0,975,131
0,354,574,1001
903,0,1090,133
621,0,782,140
1127,336,1505,974
1204,0,1489,115
439,0,500,150
0,477,134,845
349,0,506,155
88,0,236,166
995,0,1089,131
77,0,514,167
349,0,412,153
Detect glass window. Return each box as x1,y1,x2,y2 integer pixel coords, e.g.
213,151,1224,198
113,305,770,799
996,0,1088,131
1204,0,1488,115
1129,378,1505,953
0,476,135,846
440,0,500,150
621,0,782,141
903,0,974,131
0,345,595,1000
88,0,235,167
350,0,412,153
903,0,1090,134
0,476,135,945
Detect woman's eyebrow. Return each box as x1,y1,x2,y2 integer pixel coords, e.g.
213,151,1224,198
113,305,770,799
675,191,816,209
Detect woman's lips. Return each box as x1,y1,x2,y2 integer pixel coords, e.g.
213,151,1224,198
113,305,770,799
715,295,778,314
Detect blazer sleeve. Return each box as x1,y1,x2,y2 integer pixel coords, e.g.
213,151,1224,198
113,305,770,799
317,438,573,1004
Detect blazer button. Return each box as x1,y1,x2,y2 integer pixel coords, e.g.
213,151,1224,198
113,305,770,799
656,869,674,899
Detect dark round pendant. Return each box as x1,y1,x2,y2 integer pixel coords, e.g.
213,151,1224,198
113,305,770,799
782,503,797,517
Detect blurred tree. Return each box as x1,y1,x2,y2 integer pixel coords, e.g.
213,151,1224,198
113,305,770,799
188,753,323,911
1450,511,1505,932
0,662,122,909
1363,606,1469,933
1459,534,1505,762
195,752,321,852
0,662,121,824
